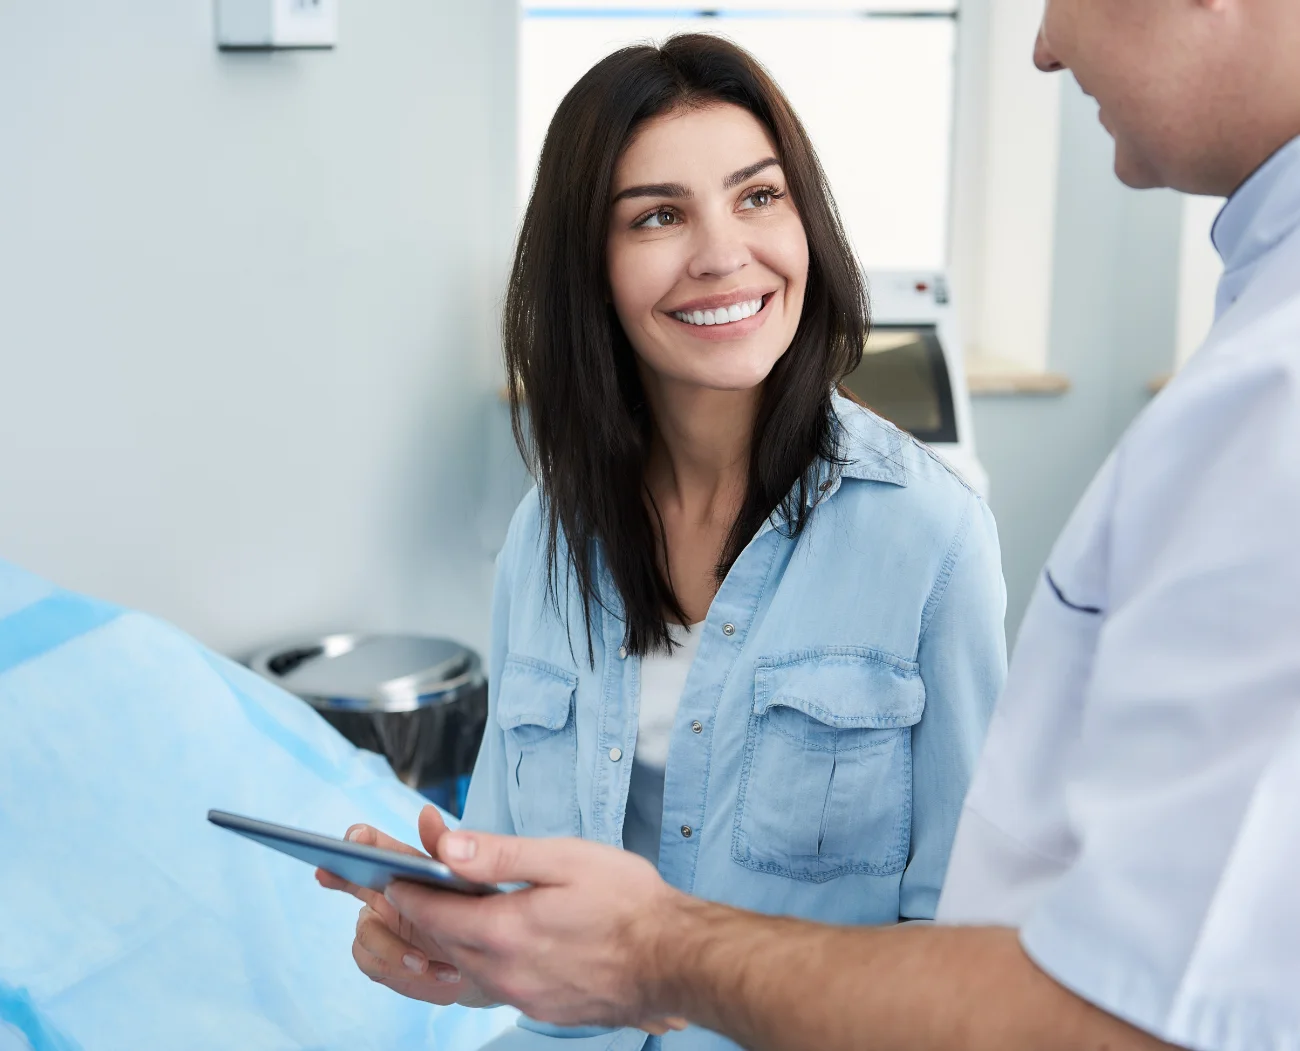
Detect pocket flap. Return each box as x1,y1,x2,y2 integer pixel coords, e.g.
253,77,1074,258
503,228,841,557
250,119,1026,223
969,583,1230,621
496,655,577,731
753,648,923,728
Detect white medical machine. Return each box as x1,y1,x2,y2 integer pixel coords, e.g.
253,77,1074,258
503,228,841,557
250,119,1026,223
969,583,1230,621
842,271,989,498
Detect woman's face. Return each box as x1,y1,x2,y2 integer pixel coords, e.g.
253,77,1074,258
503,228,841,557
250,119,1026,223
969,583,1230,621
606,103,810,394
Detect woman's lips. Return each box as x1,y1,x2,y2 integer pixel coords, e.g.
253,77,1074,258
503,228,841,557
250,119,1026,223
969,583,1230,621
666,292,775,341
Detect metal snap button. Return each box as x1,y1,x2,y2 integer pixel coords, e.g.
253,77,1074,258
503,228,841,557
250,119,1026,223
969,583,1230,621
680,825,693,838
618,646,628,660
722,623,736,637
609,747,622,762
691,720,703,734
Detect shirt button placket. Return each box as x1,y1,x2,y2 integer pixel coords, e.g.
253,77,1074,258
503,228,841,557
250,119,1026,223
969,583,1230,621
674,621,735,851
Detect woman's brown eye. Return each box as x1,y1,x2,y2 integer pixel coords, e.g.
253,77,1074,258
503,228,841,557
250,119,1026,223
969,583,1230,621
637,207,680,229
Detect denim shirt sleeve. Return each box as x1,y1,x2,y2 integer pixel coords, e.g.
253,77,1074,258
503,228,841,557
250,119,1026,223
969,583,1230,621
901,495,1007,919
458,501,526,837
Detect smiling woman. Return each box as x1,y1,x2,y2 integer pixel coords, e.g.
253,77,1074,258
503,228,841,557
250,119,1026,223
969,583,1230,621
324,34,1008,1051
506,35,865,655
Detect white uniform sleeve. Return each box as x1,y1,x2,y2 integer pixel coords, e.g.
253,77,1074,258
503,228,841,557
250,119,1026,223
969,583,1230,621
1019,312,1300,1051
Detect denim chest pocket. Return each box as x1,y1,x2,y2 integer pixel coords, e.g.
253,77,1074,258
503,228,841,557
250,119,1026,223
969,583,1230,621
496,655,582,839
732,649,925,882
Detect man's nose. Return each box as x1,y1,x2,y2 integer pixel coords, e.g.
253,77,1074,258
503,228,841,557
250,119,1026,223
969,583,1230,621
1033,22,1065,73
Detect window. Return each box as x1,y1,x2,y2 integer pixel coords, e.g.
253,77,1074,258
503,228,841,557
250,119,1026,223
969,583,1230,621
519,1,958,271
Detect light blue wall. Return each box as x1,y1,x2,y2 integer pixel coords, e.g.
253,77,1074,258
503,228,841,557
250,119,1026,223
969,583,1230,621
0,1,518,657
972,79,1184,642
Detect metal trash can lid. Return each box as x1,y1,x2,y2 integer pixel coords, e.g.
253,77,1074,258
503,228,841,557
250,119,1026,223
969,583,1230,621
248,633,484,714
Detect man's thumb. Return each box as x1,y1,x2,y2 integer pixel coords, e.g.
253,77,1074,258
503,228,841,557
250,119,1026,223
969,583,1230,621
437,830,583,887
417,804,450,856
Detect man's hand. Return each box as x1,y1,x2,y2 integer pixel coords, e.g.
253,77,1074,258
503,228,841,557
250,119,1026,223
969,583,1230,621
382,826,689,1035
314,807,496,1007
379,821,1180,1051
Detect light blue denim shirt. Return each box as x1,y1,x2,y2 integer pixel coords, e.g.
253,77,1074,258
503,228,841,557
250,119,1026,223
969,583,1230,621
463,395,1007,1051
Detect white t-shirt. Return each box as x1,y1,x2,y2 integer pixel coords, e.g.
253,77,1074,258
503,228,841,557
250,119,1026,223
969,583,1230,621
621,622,702,866
937,136,1300,1051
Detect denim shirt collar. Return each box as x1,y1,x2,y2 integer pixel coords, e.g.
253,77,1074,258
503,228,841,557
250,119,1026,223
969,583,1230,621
1212,134,1300,320
830,392,908,488
761,393,908,536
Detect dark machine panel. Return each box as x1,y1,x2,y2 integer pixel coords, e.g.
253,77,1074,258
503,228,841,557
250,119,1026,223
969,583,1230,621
840,324,958,444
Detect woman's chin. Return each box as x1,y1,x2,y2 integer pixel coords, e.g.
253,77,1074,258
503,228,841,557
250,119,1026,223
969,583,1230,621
685,367,776,394
663,351,783,394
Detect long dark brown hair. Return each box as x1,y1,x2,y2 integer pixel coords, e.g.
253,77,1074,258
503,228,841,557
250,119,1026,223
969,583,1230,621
503,33,868,659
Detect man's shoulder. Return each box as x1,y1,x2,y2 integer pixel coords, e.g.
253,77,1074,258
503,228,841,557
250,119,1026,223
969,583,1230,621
1105,276,1300,586
1143,286,1300,444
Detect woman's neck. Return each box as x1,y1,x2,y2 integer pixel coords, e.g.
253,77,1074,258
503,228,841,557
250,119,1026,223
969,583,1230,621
641,374,758,522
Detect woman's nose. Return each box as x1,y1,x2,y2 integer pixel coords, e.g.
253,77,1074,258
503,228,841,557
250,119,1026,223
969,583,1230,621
687,218,751,280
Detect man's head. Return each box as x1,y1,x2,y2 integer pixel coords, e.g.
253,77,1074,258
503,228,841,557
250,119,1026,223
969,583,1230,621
1035,0,1300,196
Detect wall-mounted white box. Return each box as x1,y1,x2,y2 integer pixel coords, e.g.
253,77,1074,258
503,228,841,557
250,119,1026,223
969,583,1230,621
216,0,338,50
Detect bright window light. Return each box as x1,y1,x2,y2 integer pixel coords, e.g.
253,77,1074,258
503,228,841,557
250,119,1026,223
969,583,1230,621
526,2,956,12
519,4,958,271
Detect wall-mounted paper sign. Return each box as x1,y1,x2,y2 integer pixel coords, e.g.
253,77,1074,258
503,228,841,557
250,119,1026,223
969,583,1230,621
216,0,338,50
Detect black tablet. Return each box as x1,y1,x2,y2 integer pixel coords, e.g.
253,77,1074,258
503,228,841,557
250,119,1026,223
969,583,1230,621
208,809,505,897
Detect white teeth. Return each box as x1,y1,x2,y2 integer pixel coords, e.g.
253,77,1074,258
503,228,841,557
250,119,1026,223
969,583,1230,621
674,297,764,327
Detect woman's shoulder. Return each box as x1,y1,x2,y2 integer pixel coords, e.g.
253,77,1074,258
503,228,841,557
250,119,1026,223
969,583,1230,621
500,486,548,573
498,487,586,598
828,395,993,554
505,485,543,539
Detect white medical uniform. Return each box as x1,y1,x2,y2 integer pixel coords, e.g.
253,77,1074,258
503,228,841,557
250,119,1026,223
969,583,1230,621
937,135,1300,1051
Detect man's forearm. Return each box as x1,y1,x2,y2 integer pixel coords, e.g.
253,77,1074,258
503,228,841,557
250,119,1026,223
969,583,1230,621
648,900,1176,1051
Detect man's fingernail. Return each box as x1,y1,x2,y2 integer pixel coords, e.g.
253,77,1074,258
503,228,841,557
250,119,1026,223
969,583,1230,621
442,834,476,861
384,886,399,907
402,954,425,974
434,965,461,983
347,827,365,842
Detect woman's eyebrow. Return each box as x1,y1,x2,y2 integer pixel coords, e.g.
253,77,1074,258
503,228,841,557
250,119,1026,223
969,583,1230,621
610,157,782,205
723,156,780,189
612,181,691,204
